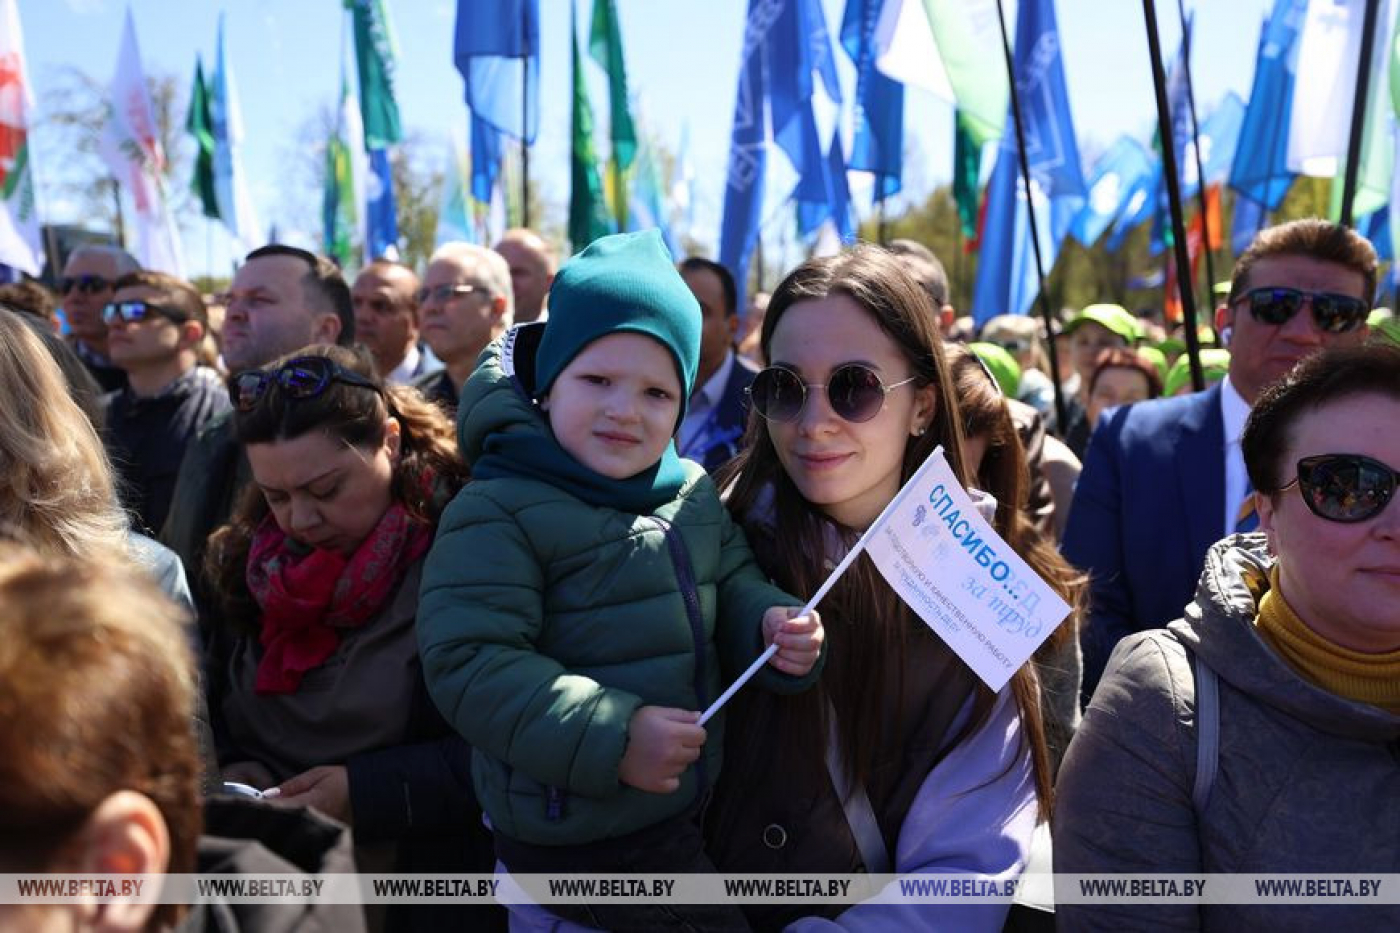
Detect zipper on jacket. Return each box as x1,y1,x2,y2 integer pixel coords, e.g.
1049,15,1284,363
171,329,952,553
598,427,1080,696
644,515,710,792
545,785,566,822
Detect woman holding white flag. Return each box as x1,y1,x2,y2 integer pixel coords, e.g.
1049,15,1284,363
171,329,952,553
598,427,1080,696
707,245,1050,931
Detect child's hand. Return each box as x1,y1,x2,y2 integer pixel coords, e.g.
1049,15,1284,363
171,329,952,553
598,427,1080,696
618,706,706,794
763,607,824,677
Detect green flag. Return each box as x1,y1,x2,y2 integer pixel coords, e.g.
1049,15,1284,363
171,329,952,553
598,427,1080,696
322,79,359,268
345,0,401,148
921,0,1007,146
588,0,636,228
953,109,981,240
570,0,612,250
186,57,219,219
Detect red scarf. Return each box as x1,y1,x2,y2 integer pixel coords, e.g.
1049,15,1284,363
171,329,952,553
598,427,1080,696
246,503,433,694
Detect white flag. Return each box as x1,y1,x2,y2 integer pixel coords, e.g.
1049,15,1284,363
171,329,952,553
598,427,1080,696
100,9,183,274
1287,0,1366,177
0,0,43,276
862,447,1071,691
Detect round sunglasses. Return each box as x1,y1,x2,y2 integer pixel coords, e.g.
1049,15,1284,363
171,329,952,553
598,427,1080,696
1277,453,1399,523
229,356,380,412
1237,287,1369,334
747,363,917,424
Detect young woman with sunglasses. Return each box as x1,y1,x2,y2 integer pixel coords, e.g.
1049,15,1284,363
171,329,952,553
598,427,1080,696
1056,343,1400,930
706,246,1052,931
203,345,501,931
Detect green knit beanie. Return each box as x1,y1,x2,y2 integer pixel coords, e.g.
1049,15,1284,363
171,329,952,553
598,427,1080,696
534,230,701,412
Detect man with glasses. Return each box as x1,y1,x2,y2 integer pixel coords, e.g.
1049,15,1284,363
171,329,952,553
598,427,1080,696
102,271,229,536
59,244,141,392
161,244,353,610
414,242,514,410
1065,219,1374,704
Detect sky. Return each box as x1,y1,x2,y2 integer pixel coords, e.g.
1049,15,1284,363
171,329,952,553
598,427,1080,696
16,0,1276,277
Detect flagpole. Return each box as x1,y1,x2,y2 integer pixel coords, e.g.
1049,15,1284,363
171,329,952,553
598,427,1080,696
1142,0,1205,392
1174,0,1218,316
1339,0,1381,228
993,0,1068,434
520,1,531,230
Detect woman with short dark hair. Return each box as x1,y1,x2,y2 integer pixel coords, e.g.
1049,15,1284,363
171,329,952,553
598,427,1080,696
1055,343,1400,930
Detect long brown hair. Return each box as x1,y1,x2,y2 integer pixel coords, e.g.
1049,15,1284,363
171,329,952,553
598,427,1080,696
204,345,468,626
722,245,1053,814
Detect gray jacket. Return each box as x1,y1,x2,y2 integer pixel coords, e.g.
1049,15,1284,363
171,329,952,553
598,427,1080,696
1054,535,1400,931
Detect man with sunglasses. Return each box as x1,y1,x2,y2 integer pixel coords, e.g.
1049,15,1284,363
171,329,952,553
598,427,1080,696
1056,343,1400,929
59,244,141,393
161,245,353,615
101,271,229,536
1065,219,1375,705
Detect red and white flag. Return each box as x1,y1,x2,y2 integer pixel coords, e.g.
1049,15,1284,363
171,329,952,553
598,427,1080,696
100,9,183,274
0,0,42,276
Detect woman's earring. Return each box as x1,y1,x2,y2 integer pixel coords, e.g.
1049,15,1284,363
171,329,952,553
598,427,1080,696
914,425,927,437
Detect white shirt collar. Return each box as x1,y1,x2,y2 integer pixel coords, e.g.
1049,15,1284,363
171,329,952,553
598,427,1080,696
385,343,422,385
694,350,736,409
1220,374,1251,444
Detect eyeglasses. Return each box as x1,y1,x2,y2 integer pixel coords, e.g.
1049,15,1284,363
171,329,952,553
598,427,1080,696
59,275,113,295
1237,287,1369,334
990,338,1031,354
102,300,187,326
1278,453,1399,523
229,356,380,412
415,283,488,305
747,364,918,424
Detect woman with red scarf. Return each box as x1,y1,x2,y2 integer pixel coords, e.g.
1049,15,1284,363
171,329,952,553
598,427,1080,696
203,345,497,930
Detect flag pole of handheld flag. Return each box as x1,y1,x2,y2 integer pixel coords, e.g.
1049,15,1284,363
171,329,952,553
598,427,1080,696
1339,0,1382,228
1142,0,1205,393
992,0,1068,434
1173,0,1219,321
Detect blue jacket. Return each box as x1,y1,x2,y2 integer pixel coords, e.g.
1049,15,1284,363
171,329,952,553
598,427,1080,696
679,354,758,473
1062,386,1226,703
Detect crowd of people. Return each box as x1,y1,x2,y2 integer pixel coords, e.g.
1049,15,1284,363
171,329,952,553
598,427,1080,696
0,216,1396,932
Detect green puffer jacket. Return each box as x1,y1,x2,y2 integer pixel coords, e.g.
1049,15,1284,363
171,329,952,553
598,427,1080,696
418,325,813,847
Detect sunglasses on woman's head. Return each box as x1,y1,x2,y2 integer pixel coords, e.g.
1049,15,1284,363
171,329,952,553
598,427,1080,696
229,356,380,412
1277,453,1399,523
101,300,187,326
1238,287,1369,334
747,363,917,424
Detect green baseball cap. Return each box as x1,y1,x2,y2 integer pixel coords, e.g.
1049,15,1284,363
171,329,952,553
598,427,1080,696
1136,346,1169,382
1164,349,1231,397
969,342,1022,398
1063,303,1140,344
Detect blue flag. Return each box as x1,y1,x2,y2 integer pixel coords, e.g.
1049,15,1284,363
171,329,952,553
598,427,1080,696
718,0,768,304
454,0,540,143
1188,92,1246,197
796,126,855,241
1070,136,1153,246
470,112,502,204
365,146,399,260
971,0,1084,326
1231,193,1268,254
1229,0,1306,210
840,0,903,201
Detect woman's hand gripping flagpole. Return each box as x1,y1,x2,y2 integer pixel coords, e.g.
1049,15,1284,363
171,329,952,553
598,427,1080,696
699,446,948,726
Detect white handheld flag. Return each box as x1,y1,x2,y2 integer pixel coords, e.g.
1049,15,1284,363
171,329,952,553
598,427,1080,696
0,0,43,276
702,446,1071,723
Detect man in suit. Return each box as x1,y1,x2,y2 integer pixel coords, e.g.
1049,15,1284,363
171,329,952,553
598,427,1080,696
1064,219,1375,703
676,257,757,473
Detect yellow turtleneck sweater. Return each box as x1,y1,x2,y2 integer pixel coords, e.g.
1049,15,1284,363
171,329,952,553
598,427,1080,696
1254,567,1400,715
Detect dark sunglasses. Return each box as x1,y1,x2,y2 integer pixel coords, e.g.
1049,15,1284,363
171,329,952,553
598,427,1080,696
747,364,917,424
229,356,380,412
102,300,187,326
59,275,113,295
1238,287,1369,334
1278,453,1399,523
415,283,488,305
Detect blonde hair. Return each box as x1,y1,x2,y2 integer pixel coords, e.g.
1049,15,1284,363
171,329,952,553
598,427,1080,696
0,542,200,928
0,311,129,559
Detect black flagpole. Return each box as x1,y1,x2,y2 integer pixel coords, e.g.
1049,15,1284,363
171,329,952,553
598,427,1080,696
1174,0,1218,316
1143,0,1205,392
994,0,1068,434
1339,0,1381,228
520,1,531,229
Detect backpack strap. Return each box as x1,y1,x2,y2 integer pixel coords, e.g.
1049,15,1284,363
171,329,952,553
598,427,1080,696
825,704,892,874
1190,651,1219,816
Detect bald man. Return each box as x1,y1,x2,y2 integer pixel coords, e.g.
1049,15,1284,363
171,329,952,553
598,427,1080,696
493,228,557,324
